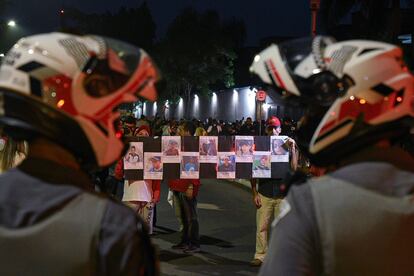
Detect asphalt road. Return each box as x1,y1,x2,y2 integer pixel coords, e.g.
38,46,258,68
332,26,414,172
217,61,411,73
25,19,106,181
151,179,260,276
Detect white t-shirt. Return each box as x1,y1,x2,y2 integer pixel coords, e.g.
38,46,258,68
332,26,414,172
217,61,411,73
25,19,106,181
122,180,153,202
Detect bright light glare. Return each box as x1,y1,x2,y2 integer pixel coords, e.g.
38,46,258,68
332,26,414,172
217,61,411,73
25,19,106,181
212,92,217,110
7,20,16,27
193,94,199,117
254,55,261,62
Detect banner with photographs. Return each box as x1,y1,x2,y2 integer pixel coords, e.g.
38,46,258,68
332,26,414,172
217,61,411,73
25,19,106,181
270,136,290,162
235,136,254,163
252,151,271,178
162,136,181,163
144,152,163,180
124,142,143,170
181,152,200,179
122,136,292,180
199,136,218,163
217,152,236,179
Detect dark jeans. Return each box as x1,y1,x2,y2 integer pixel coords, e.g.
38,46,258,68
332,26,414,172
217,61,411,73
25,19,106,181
173,191,199,247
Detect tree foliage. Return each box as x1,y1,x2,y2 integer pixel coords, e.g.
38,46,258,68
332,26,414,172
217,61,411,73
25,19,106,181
155,8,245,111
63,2,156,50
319,0,402,42
63,5,246,117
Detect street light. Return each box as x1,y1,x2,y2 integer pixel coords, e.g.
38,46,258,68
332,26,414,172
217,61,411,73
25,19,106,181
7,20,16,27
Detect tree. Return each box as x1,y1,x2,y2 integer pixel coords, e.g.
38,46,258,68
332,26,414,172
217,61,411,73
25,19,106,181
62,2,157,113
0,0,15,52
155,8,245,118
63,2,156,50
318,0,402,42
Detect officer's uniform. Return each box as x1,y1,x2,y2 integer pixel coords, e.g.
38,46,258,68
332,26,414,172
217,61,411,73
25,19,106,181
0,158,156,276
259,147,414,275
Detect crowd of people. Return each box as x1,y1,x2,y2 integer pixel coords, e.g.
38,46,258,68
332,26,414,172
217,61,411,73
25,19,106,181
119,114,299,139
104,113,301,256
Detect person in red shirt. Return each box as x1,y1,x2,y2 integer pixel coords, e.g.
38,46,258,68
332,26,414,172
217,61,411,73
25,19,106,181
169,122,201,253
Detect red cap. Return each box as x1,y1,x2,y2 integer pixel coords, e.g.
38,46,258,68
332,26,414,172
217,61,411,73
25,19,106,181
134,125,151,136
267,116,281,127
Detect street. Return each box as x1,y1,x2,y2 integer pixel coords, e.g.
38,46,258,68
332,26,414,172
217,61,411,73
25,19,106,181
152,179,260,276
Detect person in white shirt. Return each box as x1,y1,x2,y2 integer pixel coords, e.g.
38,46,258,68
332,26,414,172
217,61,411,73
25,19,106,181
122,125,160,234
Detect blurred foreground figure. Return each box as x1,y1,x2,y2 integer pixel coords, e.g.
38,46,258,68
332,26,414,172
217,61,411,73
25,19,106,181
251,36,414,275
0,133,27,172
0,32,160,275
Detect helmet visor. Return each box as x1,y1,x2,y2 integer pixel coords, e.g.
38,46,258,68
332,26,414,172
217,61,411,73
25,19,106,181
82,36,158,98
277,37,314,76
277,37,348,106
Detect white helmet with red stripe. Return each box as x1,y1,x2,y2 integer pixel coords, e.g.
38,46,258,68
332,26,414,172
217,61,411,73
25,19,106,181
250,36,414,165
0,32,160,169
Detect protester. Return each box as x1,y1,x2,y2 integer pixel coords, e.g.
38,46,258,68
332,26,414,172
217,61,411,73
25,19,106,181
169,122,201,253
195,121,207,136
206,119,222,135
123,125,161,235
239,117,258,135
251,36,414,275
0,32,160,275
249,116,298,267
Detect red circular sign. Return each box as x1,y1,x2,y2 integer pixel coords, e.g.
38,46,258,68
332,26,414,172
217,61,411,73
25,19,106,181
256,90,267,102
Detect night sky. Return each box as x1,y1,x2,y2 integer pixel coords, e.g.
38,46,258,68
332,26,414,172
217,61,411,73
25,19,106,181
5,0,311,46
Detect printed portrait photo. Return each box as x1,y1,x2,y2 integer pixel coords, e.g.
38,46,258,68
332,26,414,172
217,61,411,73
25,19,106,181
218,154,236,172
253,154,271,171
271,137,288,156
199,138,218,156
123,142,143,170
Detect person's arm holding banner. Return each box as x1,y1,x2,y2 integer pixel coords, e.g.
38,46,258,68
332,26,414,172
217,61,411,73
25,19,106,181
152,180,161,203
287,138,298,171
250,179,262,208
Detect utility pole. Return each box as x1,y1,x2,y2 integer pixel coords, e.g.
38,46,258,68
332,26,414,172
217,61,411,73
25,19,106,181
310,0,321,37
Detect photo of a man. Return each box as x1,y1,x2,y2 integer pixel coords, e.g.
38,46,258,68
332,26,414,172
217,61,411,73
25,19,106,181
126,146,139,163
253,155,270,171
144,153,163,180
183,156,199,172
200,139,218,156
218,155,235,172
162,136,181,163
271,138,288,155
235,136,254,163
237,140,253,156
199,136,218,163
165,140,179,156
149,156,163,172
181,154,200,179
217,153,236,179
123,142,143,170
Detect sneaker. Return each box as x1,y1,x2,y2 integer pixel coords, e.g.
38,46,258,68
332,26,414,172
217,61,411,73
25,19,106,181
183,245,201,254
250,259,262,267
171,242,188,250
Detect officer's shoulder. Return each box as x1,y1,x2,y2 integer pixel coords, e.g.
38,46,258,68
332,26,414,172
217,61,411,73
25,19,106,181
287,178,315,208
92,194,147,233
